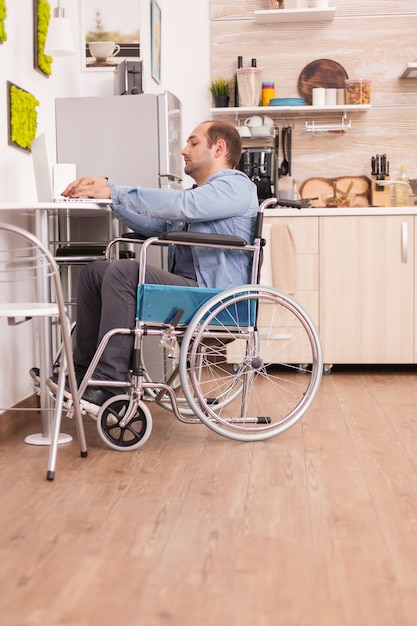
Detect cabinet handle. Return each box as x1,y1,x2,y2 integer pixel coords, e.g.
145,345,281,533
401,221,408,263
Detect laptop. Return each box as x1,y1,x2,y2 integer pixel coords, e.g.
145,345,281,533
31,133,112,206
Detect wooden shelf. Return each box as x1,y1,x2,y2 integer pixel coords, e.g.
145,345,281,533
254,7,336,24
399,63,417,79
211,104,371,117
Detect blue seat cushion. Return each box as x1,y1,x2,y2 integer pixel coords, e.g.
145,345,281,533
137,284,222,324
136,284,255,326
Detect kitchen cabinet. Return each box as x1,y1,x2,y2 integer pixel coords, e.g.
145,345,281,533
258,209,417,368
227,214,319,365
263,215,319,327
320,214,414,365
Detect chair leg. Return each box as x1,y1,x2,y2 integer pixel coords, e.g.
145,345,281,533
46,365,67,481
46,328,88,481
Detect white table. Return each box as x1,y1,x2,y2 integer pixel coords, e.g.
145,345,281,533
0,202,115,445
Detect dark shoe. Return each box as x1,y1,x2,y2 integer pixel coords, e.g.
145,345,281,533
50,372,76,398
29,366,41,388
33,366,116,413
49,373,114,406
81,387,115,406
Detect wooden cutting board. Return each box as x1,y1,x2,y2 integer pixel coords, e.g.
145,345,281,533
300,176,372,207
298,59,348,105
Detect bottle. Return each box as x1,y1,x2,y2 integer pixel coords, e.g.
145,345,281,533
291,179,299,202
394,165,410,207
251,58,257,67
234,56,243,107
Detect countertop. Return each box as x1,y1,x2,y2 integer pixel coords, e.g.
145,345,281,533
264,205,417,217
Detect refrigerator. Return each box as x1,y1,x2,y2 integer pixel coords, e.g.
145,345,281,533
55,91,183,189
54,93,183,376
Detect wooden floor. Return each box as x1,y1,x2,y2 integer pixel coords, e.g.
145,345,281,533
2,365,417,626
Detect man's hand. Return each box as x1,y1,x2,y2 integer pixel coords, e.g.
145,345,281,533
61,176,112,199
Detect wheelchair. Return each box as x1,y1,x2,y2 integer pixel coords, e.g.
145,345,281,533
49,197,322,470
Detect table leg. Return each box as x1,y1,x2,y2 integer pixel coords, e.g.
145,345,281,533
24,209,72,446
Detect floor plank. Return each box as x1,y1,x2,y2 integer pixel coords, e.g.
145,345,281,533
1,366,417,625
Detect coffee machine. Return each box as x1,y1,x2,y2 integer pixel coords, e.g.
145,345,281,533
237,147,277,202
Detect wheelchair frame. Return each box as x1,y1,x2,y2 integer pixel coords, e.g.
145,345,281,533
47,198,323,477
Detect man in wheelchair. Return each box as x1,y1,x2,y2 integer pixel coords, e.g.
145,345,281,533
56,120,260,407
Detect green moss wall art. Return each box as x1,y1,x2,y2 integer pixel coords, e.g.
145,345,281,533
34,0,52,76
7,82,40,152
0,0,7,43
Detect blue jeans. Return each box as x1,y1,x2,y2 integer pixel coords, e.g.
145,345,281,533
74,259,197,382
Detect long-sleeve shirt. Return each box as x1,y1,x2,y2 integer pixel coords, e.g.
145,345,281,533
108,169,259,289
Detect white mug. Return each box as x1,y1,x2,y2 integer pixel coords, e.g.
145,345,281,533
237,126,251,137
262,116,274,128
250,125,272,137
244,116,263,128
89,41,121,62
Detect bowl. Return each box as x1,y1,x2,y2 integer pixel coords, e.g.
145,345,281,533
269,97,305,106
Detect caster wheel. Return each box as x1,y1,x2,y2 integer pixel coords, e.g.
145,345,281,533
96,394,152,451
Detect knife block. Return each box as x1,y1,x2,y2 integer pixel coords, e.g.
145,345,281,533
371,176,391,207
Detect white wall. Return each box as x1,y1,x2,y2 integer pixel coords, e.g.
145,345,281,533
0,0,211,410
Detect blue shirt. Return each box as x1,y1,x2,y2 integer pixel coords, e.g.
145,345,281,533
109,169,259,289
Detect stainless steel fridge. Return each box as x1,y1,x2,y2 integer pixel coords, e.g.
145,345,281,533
55,91,183,189
54,92,183,379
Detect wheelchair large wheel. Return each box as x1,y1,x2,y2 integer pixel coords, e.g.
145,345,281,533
140,331,243,416
96,394,153,451
179,285,322,441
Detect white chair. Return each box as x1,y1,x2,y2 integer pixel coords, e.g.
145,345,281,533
0,223,86,480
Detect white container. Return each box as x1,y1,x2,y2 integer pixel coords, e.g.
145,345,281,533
336,88,345,105
312,87,325,106
314,0,329,7
284,0,308,7
236,69,262,107
325,88,337,106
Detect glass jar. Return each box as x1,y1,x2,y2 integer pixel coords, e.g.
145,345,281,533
345,79,371,105
262,82,275,106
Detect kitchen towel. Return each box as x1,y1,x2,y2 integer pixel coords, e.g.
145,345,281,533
262,222,297,294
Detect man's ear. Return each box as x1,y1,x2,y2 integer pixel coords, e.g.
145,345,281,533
215,138,227,158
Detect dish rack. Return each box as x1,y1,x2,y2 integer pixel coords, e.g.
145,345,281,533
305,113,351,134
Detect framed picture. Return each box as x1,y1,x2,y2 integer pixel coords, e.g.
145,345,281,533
81,0,140,70
151,0,161,83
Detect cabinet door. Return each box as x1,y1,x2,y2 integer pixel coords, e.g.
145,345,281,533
250,216,319,364
320,215,414,364
263,216,319,325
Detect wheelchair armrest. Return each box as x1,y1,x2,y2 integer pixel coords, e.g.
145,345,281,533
120,232,148,241
158,231,247,247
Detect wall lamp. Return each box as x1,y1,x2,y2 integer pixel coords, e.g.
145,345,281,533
44,0,76,56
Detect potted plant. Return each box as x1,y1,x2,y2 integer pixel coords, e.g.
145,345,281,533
210,78,231,108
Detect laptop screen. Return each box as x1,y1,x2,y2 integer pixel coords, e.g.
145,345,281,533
31,133,112,205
